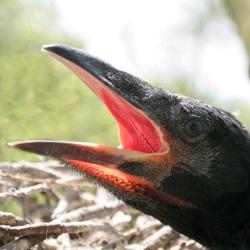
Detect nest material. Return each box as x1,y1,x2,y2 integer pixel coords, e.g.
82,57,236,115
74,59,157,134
0,161,206,250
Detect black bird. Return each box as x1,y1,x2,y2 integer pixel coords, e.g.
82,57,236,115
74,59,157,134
10,45,250,250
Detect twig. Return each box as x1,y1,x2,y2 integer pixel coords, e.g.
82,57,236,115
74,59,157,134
0,183,49,204
102,217,162,250
51,191,96,219
0,212,17,225
0,235,46,250
123,220,161,239
180,240,206,250
126,226,178,250
0,161,67,179
0,180,12,189
53,201,126,223
51,197,69,219
0,172,94,189
0,221,110,239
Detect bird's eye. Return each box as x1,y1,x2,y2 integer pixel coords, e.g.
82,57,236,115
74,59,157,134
185,120,204,138
179,119,207,144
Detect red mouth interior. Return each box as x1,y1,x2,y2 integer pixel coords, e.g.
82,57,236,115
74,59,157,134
99,84,164,153
50,53,165,154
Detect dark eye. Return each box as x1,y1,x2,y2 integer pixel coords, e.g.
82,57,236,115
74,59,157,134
179,119,207,144
185,120,204,137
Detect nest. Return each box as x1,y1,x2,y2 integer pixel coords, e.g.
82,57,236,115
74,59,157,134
0,161,206,250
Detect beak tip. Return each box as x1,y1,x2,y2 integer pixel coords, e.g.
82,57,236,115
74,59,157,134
41,44,58,53
7,141,34,151
40,44,77,63
41,45,48,52
7,141,21,148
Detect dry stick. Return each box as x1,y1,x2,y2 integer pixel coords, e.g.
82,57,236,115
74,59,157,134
126,226,178,250
51,197,69,219
0,177,95,205
0,235,46,250
0,161,67,179
0,180,12,188
0,183,50,204
51,192,97,219
0,221,109,239
0,161,59,169
0,172,94,189
180,240,207,250
102,221,163,250
0,162,126,248
0,212,17,226
123,220,162,239
53,201,126,223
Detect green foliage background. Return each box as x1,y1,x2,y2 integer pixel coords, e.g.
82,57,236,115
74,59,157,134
0,0,117,161
1,0,250,161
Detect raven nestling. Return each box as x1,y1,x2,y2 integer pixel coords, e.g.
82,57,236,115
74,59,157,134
10,45,250,249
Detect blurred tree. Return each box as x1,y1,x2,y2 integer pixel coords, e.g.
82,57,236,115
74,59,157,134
225,0,250,72
0,0,117,161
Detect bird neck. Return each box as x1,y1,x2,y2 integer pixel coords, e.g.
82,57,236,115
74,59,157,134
209,201,250,249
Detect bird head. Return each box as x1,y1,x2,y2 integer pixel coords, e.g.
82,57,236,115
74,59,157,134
10,45,250,248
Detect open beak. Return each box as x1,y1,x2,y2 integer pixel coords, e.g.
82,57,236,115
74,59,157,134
9,45,195,208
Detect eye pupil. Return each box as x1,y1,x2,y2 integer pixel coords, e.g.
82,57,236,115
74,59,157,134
186,121,203,137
